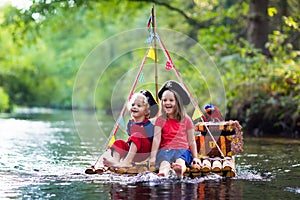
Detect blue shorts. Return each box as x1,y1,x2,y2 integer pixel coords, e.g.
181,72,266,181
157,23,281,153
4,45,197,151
156,149,193,167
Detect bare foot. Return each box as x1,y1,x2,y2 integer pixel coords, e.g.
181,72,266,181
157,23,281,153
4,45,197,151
172,163,183,179
117,161,133,168
103,157,133,168
103,157,119,167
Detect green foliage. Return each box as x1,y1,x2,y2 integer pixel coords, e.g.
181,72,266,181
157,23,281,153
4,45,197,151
0,87,9,112
0,1,149,109
190,1,300,136
219,32,300,136
0,0,299,136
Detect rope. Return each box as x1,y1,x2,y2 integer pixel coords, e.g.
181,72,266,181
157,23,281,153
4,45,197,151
157,36,225,158
93,47,151,166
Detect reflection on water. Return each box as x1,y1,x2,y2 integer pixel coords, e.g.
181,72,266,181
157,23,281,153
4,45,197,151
0,109,299,199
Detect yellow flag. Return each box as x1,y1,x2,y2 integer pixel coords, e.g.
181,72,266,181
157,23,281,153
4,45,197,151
108,135,115,147
192,106,203,120
146,47,156,60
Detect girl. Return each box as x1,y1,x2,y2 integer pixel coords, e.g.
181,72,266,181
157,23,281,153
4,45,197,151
149,80,200,178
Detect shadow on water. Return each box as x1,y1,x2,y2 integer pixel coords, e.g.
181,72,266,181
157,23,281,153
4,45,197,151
0,109,299,199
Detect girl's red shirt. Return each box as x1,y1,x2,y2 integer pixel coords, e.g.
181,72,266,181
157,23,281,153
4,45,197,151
155,115,193,150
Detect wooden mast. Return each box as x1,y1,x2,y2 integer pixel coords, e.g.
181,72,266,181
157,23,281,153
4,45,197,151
151,4,159,102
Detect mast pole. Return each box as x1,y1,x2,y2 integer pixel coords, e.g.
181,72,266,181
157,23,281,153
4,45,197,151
152,4,159,102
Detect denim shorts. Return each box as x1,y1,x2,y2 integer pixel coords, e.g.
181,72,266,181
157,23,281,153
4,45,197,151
156,149,193,167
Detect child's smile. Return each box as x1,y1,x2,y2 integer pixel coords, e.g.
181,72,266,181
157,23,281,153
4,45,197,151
130,97,147,122
161,90,176,116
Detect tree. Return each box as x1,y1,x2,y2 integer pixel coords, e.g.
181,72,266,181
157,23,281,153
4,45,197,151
247,0,270,56
0,0,299,136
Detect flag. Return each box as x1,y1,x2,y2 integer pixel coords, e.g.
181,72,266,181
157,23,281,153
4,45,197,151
138,72,145,82
145,36,153,43
145,32,154,43
108,135,115,147
145,33,154,43
192,106,203,120
146,47,156,60
147,15,152,27
165,60,174,70
119,117,125,127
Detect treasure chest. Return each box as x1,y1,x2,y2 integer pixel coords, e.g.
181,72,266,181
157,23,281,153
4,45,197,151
195,135,233,157
194,121,243,157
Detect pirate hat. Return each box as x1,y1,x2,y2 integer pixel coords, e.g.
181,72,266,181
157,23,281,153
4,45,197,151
140,90,159,118
158,80,190,105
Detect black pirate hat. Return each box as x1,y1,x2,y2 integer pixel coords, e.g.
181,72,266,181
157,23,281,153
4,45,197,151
158,80,190,105
140,90,159,118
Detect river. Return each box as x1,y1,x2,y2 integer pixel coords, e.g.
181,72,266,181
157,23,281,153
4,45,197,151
0,108,299,199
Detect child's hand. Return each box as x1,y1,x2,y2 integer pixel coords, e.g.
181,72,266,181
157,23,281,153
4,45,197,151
147,157,156,172
148,156,156,166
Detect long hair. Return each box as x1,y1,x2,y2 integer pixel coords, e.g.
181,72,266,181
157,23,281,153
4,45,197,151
161,89,186,121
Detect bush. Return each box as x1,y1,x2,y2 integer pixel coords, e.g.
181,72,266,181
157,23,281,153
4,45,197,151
221,39,300,137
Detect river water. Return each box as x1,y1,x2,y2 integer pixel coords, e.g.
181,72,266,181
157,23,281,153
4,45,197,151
0,109,299,199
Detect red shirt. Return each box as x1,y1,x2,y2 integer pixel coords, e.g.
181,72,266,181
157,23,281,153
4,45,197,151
155,115,194,150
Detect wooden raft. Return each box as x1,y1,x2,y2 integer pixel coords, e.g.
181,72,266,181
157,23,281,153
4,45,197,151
102,120,243,178
104,157,236,178
191,120,243,177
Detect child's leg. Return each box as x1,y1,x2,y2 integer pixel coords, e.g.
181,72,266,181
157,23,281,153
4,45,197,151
158,160,171,177
103,143,138,167
103,150,122,167
94,149,112,169
172,158,186,179
103,139,129,167
111,149,121,162
118,143,137,167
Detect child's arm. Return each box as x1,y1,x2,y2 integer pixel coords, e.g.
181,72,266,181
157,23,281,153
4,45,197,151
149,126,162,165
187,128,201,164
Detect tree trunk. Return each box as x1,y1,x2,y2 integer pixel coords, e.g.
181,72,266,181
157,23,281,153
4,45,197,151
247,0,270,56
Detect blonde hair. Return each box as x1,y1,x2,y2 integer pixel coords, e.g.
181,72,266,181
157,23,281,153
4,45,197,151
127,93,150,118
161,90,186,121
